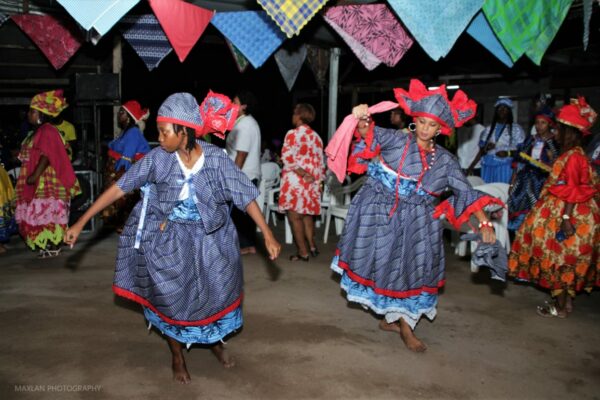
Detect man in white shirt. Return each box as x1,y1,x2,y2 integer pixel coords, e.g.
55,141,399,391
226,91,262,254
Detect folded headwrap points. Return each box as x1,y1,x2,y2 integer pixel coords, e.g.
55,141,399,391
556,96,597,136
122,100,150,123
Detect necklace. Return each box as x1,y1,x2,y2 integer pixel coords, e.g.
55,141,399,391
418,142,437,171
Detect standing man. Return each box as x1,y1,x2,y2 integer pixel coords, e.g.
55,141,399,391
226,91,262,254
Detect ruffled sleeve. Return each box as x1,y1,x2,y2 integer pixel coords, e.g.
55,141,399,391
347,125,401,175
548,152,597,203
433,155,505,229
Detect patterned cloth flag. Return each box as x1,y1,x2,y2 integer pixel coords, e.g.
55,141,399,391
306,45,329,88
388,0,484,61
275,45,307,91
149,0,214,63
0,13,9,27
120,14,172,71
11,14,83,70
483,0,573,65
323,4,413,70
257,0,329,38
466,12,513,68
57,0,139,37
583,0,592,50
225,39,250,73
324,18,380,70
211,11,286,69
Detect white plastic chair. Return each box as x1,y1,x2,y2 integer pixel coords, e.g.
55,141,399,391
265,187,293,244
323,176,366,243
320,172,351,227
467,175,484,187
257,162,281,217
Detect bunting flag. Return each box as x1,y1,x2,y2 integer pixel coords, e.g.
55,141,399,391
324,18,380,70
11,14,83,70
57,0,139,39
483,0,573,65
0,13,9,27
120,14,172,71
257,0,329,38
149,0,214,62
323,5,413,70
583,0,592,50
274,45,307,91
211,11,286,69
225,39,250,73
466,12,514,68
306,45,329,88
387,0,484,61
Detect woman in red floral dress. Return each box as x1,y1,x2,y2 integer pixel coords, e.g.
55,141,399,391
279,104,324,261
508,97,600,318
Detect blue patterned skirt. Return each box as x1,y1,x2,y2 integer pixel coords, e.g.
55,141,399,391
113,201,244,345
332,173,444,329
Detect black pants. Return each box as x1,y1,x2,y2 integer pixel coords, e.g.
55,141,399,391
232,178,258,248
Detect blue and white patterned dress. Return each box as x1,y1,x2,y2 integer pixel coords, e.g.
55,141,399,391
332,127,499,329
113,143,259,346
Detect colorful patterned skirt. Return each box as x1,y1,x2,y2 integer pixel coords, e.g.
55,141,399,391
15,165,80,250
0,165,17,243
508,193,600,297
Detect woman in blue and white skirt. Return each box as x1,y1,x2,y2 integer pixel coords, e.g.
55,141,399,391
65,92,280,384
327,80,501,352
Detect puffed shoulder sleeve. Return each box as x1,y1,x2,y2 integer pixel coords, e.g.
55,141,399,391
220,154,260,211
548,152,597,203
116,147,157,193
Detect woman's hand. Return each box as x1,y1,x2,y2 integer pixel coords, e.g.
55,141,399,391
484,142,495,152
352,104,369,120
64,223,84,248
264,234,281,260
480,225,496,244
26,175,36,185
303,174,315,183
560,219,575,237
495,150,509,158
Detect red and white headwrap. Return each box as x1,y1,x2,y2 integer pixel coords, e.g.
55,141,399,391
122,100,150,124
156,91,238,138
556,96,597,136
326,79,477,182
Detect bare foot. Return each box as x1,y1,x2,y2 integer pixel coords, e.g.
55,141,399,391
399,319,427,353
210,343,236,368
378,319,402,334
172,358,191,384
240,247,256,255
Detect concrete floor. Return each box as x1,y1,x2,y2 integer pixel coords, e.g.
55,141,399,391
1,223,599,400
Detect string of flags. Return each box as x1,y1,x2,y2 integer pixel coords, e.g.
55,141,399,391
0,0,594,90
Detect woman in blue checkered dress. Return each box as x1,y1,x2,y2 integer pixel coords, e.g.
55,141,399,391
65,92,281,384
328,80,500,353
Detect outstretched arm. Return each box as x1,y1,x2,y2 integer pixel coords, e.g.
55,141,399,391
245,201,281,260
64,184,126,247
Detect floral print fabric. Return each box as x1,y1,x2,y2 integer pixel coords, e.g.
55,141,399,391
508,147,600,296
278,125,324,215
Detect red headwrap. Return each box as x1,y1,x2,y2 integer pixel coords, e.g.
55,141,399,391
556,96,597,136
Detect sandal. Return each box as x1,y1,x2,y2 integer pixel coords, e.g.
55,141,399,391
37,249,62,259
289,254,309,262
536,301,567,318
309,247,320,257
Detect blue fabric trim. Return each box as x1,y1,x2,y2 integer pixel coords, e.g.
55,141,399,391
331,255,437,328
144,306,243,345
168,197,201,221
367,162,428,197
